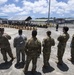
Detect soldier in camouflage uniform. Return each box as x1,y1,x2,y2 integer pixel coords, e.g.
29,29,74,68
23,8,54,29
1,28,11,40
42,31,55,68
23,30,41,74
68,34,74,62
57,26,69,65
0,28,15,63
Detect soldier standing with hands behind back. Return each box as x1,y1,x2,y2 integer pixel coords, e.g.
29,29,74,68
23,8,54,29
23,30,41,74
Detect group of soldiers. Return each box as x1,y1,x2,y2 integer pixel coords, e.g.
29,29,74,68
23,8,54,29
0,26,74,74
0,24,37,30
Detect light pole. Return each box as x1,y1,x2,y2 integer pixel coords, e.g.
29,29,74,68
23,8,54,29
48,0,51,25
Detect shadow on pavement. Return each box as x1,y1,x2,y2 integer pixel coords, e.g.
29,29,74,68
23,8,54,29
15,62,25,69
0,61,12,70
57,62,69,71
42,65,55,73
24,71,42,75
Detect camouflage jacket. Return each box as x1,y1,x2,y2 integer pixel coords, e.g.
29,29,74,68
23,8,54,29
0,36,10,48
70,34,74,48
57,33,69,48
42,36,55,52
25,37,41,56
3,33,11,40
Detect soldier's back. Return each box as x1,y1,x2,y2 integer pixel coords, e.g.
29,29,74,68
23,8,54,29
43,36,55,49
26,37,41,53
0,36,10,48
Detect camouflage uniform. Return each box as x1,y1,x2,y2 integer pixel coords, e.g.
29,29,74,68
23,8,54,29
70,34,74,62
24,37,41,73
3,33,11,40
1,28,11,40
42,36,55,67
0,28,14,62
57,33,69,63
0,35,14,62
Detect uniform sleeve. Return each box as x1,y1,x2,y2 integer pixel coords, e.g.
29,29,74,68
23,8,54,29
42,39,45,47
13,38,17,47
67,34,70,41
25,41,28,49
57,35,63,42
51,38,55,46
25,41,29,54
37,41,41,56
57,35,61,41
3,37,10,48
70,35,74,48
38,41,41,53
3,33,11,40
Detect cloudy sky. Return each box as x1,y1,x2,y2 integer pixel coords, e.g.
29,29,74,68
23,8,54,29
0,0,74,19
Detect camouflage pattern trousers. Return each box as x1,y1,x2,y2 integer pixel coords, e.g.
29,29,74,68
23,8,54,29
57,46,65,62
71,48,74,60
1,46,13,61
43,50,51,66
24,54,38,72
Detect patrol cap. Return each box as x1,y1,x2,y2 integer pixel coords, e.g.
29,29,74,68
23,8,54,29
32,30,37,37
63,26,69,32
46,31,51,36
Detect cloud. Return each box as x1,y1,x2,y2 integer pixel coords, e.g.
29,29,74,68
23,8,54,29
14,0,19,2
17,11,30,15
0,0,74,17
1,4,23,13
0,12,7,16
21,0,48,16
0,0,8,5
22,0,74,16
